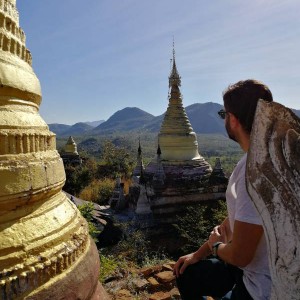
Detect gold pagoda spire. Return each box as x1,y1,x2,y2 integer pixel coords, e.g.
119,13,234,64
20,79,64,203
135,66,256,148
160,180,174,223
158,43,202,162
0,1,106,299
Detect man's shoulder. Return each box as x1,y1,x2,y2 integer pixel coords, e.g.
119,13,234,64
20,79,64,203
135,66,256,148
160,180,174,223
231,153,247,180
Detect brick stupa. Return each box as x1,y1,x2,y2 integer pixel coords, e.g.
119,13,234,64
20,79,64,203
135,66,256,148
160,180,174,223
0,1,108,299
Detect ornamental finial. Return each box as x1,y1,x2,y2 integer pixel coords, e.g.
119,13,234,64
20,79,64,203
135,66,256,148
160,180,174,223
173,36,175,61
169,37,181,88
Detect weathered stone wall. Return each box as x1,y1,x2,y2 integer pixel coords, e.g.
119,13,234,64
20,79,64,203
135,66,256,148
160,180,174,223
247,100,300,299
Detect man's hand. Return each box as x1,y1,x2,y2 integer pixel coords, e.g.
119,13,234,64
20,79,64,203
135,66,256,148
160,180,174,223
207,221,264,267
208,224,228,251
173,252,199,278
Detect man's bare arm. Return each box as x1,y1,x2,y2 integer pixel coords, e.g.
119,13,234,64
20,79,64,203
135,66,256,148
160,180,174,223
209,220,263,267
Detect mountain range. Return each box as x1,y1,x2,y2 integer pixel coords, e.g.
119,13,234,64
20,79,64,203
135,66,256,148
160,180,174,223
48,102,300,137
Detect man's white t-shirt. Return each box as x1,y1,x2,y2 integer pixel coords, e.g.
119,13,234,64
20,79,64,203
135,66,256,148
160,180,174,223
226,153,271,300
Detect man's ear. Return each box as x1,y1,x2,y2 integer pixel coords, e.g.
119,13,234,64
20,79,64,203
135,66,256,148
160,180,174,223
229,113,240,129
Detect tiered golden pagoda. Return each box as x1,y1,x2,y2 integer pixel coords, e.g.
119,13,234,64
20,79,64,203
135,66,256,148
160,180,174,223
0,1,107,299
142,46,223,221
158,47,203,163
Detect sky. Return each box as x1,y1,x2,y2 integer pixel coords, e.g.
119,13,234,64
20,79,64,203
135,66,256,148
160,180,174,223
17,0,300,125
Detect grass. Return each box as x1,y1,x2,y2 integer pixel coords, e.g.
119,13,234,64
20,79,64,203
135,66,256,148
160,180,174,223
99,253,124,283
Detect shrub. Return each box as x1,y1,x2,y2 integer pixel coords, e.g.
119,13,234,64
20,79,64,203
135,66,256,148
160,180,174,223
108,222,169,268
77,202,100,242
116,229,149,266
79,178,115,204
98,178,115,204
99,253,120,283
173,200,227,253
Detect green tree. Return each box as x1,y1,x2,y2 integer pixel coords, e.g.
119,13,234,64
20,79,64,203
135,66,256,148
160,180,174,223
97,141,134,179
174,200,227,253
79,178,115,205
63,158,97,196
97,178,115,204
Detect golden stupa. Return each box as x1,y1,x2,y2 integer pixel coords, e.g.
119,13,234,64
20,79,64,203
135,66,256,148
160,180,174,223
0,1,107,299
65,136,79,155
158,47,202,162
61,136,82,165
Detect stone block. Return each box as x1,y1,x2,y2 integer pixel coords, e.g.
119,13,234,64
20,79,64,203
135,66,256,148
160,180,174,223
162,263,174,272
132,278,149,291
147,276,161,293
139,265,162,277
115,288,132,300
149,291,172,300
169,287,181,299
155,271,175,284
147,276,160,287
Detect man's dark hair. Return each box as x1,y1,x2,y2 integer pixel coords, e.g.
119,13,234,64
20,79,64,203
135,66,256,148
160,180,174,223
223,79,273,134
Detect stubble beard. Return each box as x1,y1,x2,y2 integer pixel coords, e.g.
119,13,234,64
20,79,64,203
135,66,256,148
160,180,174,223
225,120,237,143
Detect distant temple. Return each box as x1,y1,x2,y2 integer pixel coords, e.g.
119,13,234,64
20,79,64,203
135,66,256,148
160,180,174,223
0,1,107,299
61,136,82,165
131,45,227,223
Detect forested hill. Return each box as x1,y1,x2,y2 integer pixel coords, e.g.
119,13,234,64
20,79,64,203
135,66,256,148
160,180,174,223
49,102,226,136
49,102,300,137
93,107,155,133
